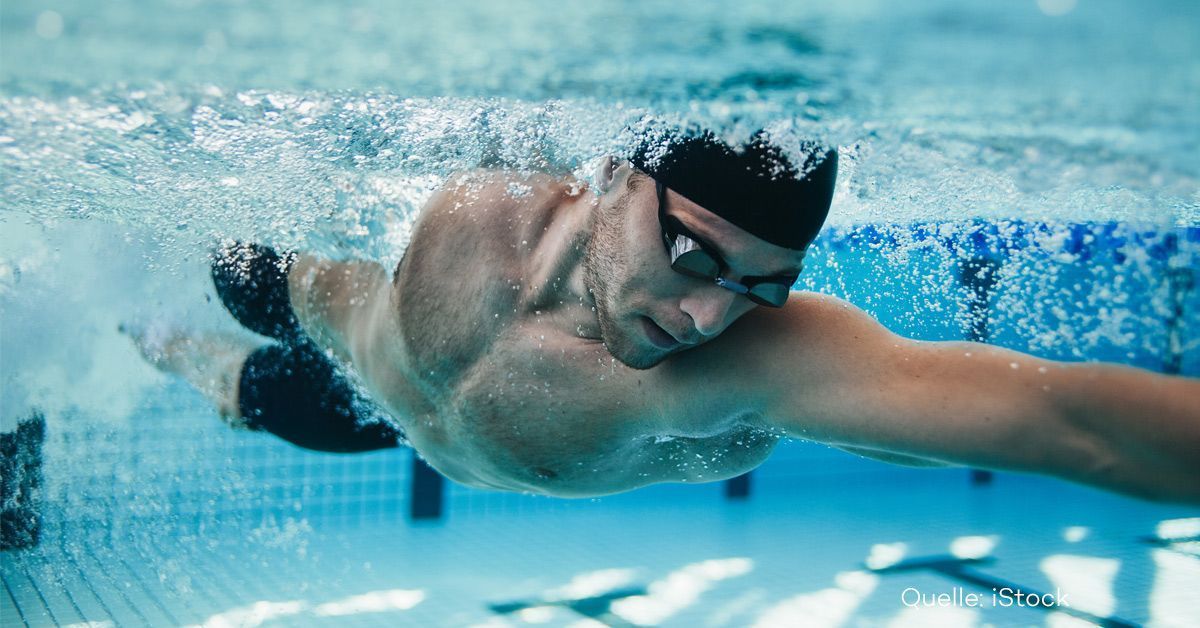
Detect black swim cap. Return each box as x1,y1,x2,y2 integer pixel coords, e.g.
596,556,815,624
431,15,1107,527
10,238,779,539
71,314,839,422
629,129,837,251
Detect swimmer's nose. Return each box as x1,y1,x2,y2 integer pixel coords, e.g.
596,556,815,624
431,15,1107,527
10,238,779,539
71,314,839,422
679,287,740,338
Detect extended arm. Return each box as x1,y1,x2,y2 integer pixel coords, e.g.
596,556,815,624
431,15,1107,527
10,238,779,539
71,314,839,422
728,294,1200,504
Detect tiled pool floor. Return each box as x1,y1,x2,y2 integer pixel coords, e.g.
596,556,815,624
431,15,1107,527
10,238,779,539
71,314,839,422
3,472,1198,627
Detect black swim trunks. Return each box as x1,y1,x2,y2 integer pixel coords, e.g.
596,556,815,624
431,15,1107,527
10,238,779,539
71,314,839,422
211,242,405,453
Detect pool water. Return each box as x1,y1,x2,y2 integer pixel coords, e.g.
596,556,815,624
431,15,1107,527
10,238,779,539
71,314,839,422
2,0,1199,625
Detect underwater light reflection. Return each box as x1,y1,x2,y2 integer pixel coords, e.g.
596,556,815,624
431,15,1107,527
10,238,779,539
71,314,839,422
1040,555,1119,617
753,570,879,628
610,557,753,625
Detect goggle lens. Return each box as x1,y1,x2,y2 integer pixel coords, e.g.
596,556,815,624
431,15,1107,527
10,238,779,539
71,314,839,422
747,282,791,307
671,247,721,279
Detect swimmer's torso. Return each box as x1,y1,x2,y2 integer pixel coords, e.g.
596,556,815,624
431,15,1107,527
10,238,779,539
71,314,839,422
300,171,778,497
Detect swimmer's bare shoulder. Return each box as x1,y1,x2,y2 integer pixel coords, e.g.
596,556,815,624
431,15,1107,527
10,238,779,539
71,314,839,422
393,168,591,385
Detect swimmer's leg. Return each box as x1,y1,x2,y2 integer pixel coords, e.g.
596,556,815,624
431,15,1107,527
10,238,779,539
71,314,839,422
123,324,403,452
122,322,261,426
237,341,404,453
208,243,403,451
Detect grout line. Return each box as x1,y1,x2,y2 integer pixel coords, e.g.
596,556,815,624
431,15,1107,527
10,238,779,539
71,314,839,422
21,550,87,625
53,535,120,625
181,539,249,621
195,543,301,618
184,540,251,605
79,536,155,627
10,555,59,626
109,547,181,626
138,535,206,624
1,569,31,628
3,557,56,624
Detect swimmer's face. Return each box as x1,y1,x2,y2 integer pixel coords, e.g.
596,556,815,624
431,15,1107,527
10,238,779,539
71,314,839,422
583,158,806,369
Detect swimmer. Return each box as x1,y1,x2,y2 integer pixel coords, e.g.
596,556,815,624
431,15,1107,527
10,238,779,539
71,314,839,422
129,128,1200,502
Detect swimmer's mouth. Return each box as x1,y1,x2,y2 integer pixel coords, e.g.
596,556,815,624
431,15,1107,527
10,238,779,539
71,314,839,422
641,316,681,350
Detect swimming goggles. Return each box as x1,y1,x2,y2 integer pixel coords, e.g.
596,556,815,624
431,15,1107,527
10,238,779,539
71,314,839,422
655,180,798,308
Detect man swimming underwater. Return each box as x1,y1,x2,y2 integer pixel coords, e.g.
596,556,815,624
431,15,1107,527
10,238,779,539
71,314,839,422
128,127,1200,503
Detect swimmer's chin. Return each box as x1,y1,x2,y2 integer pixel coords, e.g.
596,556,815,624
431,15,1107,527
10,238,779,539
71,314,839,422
593,318,678,369
600,340,676,371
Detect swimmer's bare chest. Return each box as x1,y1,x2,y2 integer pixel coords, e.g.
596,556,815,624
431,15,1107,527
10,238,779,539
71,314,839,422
384,173,777,496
